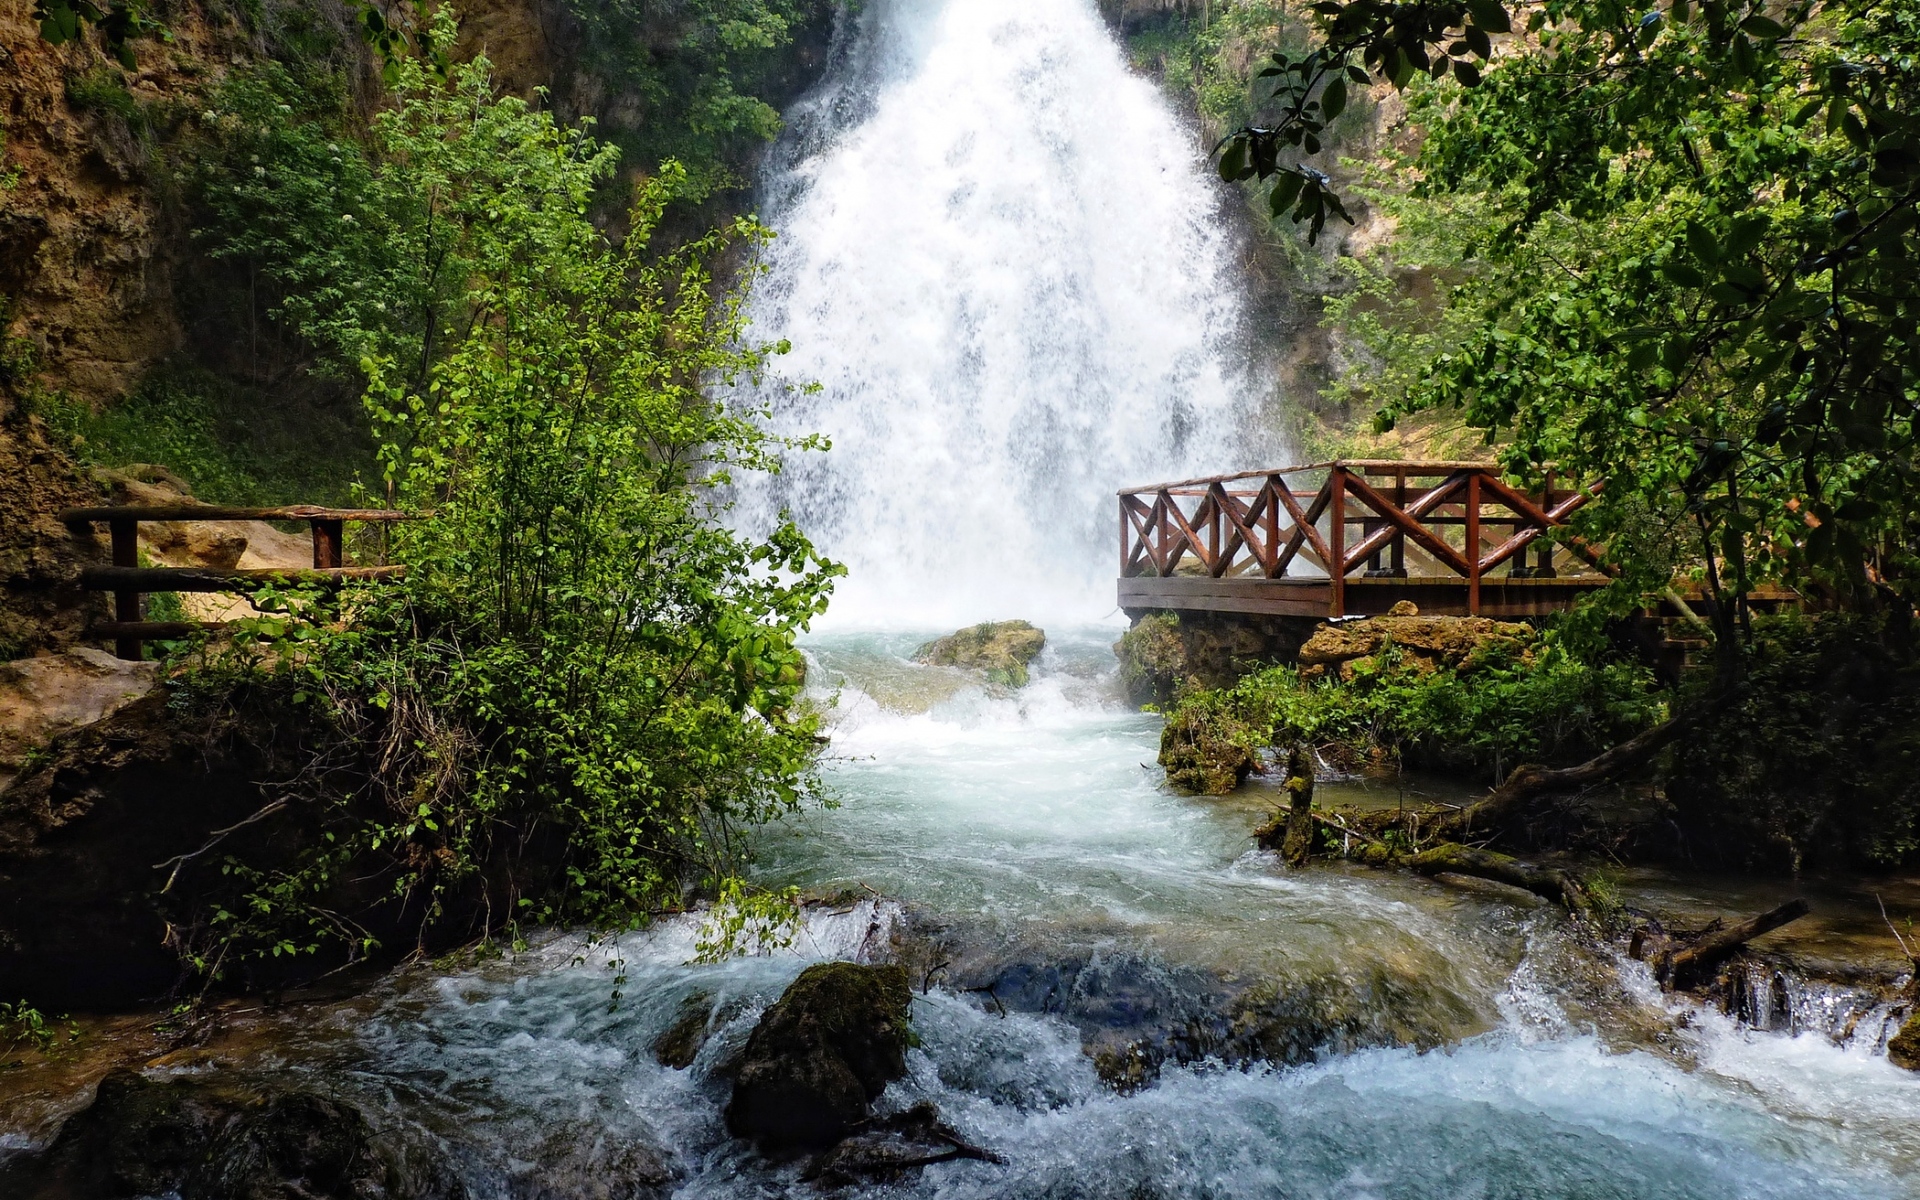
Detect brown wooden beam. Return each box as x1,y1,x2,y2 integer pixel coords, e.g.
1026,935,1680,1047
82,565,405,593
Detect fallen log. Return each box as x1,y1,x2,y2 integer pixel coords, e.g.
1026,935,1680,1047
1408,843,1593,917
1434,718,1685,841
1655,898,1809,989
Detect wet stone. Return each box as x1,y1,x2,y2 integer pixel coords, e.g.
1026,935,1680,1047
913,621,1046,688
724,961,915,1152
0,1067,466,1200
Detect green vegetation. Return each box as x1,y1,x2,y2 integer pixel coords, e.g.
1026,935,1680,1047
564,0,829,198
39,366,373,506
1666,616,1920,870
1215,0,1920,646
149,19,836,979
1174,635,1665,786
0,1000,79,1066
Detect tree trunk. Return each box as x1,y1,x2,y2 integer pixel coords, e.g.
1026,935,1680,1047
1656,898,1809,989
1280,744,1315,867
1408,842,1593,917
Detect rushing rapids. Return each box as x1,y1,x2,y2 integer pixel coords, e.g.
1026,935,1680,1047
6,1,1920,1197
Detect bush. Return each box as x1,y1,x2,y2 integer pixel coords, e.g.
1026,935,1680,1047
1663,616,1920,871
1187,635,1667,786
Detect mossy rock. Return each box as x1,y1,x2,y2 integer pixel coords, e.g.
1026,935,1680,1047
724,962,914,1151
1157,698,1258,795
914,621,1046,687
0,1068,465,1199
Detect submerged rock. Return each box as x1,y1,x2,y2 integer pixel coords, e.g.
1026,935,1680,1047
0,1068,466,1200
1297,607,1535,683
802,1102,999,1187
724,961,914,1151
914,621,1046,687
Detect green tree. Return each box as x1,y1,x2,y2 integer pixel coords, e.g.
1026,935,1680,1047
1222,1,1920,657
168,19,839,977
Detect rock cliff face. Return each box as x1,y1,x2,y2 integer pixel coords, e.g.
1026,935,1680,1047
0,391,108,656
0,0,836,406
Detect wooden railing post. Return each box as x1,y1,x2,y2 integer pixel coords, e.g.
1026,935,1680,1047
311,518,345,569
1329,466,1346,617
1466,470,1482,615
109,516,140,660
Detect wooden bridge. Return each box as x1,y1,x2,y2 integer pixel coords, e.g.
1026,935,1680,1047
1118,461,1612,619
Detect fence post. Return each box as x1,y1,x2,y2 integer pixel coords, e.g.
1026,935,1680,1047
1329,466,1346,617
311,518,345,569
1466,471,1482,616
109,517,140,660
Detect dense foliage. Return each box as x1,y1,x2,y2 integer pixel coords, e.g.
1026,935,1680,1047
1664,616,1920,869
1171,637,1666,785
565,0,830,198
155,20,837,977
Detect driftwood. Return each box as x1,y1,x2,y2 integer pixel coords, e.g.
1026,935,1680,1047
1408,842,1593,917
1653,898,1809,989
1432,717,1685,841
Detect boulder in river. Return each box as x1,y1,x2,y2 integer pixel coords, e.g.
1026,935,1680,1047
914,621,1046,687
0,1067,467,1200
724,961,914,1151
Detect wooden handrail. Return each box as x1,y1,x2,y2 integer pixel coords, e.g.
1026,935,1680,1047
82,566,406,592
59,505,417,523
1118,461,1605,616
70,503,421,659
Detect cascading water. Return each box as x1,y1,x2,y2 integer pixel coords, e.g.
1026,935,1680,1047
732,0,1277,627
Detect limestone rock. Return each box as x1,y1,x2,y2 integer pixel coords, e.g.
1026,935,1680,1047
1297,613,1536,683
724,962,914,1151
914,621,1046,687
0,1068,467,1200
0,647,160,793
1113,611,1316,707
0,401,109,658
1889,1013,1920,1070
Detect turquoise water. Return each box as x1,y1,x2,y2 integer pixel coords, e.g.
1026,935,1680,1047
260,629,1920,1198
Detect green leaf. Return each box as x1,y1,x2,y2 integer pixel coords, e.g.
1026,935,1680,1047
1466,0,1511,34
1454,60,1483,87
1320,77,1347,121
1663,262,1705,288
1270,171,1306,215
1738,13,1785,39
1685,220,1719,263
1218,138,1249,181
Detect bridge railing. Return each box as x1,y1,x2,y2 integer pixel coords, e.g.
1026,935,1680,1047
1117,460,1609,615
60,504,419,659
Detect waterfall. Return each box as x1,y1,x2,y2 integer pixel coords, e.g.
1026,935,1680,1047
734,0,1279,629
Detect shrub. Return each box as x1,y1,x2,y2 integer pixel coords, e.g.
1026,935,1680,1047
1663,615,1920,871
1191,635,1667,786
